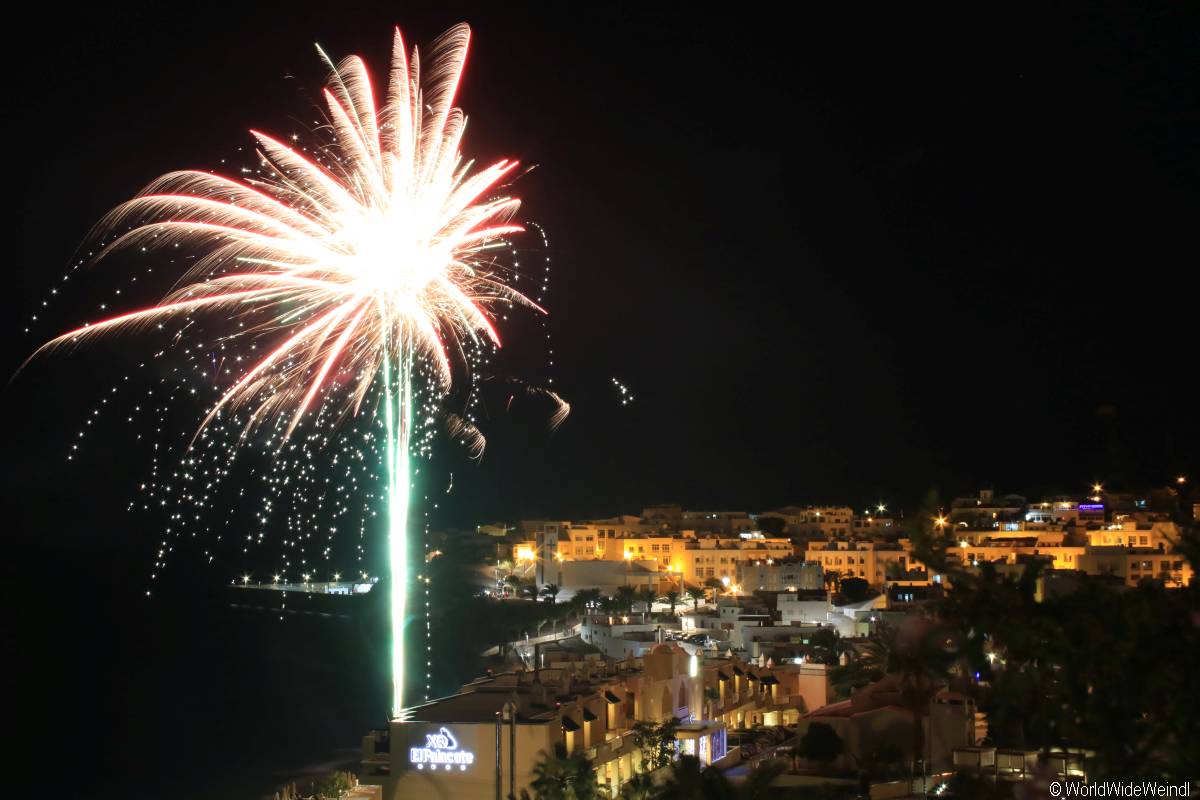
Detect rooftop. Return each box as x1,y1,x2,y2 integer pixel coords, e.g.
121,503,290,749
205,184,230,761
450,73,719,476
400,690,557,725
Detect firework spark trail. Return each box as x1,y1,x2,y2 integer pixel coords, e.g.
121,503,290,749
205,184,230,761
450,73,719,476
35,23,558,716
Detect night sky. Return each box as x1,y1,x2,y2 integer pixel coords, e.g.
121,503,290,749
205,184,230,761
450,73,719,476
5,4,1196,797
10,5,1196,532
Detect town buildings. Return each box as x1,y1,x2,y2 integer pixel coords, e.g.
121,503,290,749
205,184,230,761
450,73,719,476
505,491,1192,600
385,482,1192,798
362,644,826,800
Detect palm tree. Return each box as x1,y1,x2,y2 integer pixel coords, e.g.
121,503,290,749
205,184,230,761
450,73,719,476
798,722,843,767
637,585,657,612
521,747,603,800
657,755,786,800
683,588,701,610
616,772,656,800
871,622,953,781
664,590,681,615
541,583,561,604
615,585,637,614
570,588,601,615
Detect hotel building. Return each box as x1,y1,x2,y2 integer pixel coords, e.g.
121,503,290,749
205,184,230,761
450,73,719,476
361,644,824,800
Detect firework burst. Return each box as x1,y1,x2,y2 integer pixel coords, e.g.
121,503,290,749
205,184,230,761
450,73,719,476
36,23,555,716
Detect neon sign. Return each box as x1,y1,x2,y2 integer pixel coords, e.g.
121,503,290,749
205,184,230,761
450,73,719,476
410,726,475,771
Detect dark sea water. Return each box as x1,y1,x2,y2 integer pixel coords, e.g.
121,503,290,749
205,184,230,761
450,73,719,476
12,537,392,800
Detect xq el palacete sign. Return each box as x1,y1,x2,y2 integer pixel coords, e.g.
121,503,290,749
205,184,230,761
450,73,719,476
410,726,475,771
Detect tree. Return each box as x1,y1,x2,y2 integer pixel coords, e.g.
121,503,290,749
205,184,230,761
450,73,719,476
311,771,354,800
878,621,953,778
658,755,788,800
906,499,1200,777
615,585,638,613
616,772,657,800
541,583,561,604
683,588,701,610
663,590,680,615
522,747,603,800
618,756,798,800
836,577,871,604
758,516,787,536
808,628,850,666
630,719,679,772
798,722,843,767
570,588,601,615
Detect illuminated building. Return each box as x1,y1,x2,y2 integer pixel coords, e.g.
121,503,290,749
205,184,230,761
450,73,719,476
361,644,793,799
804,539,915,586
1076,548,1193,588
761,506,854,539
851,514,896,537
740,558,824,592
949,489,1027,528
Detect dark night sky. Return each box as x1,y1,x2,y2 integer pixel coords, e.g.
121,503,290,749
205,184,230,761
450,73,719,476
8,4,1195,528
3,5,1196,796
